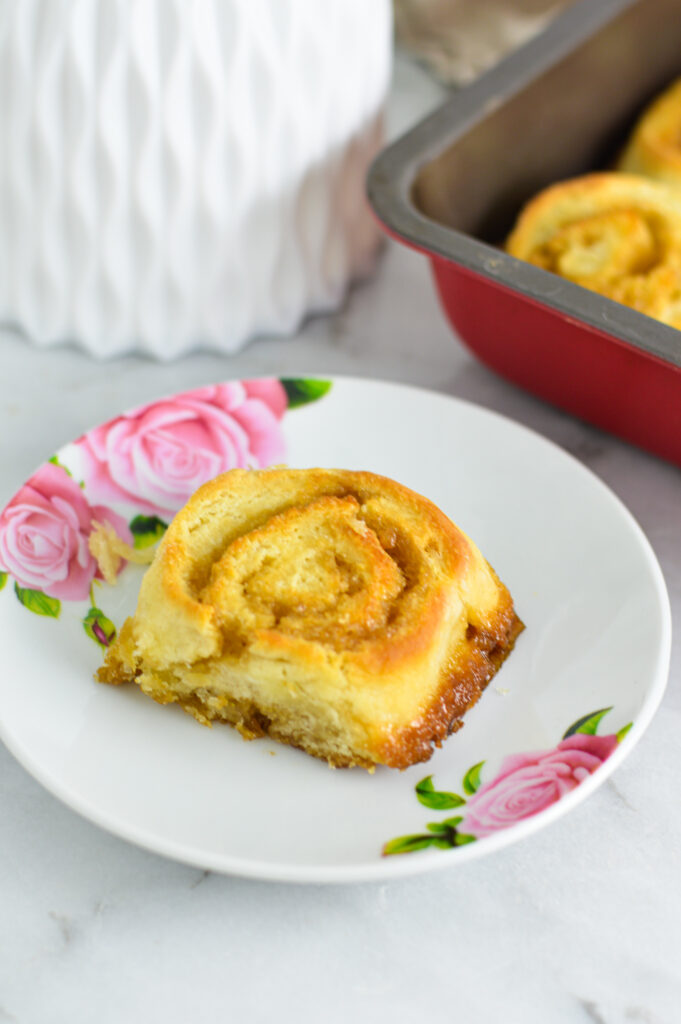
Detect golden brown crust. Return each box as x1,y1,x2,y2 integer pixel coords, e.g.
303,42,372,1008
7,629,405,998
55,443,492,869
376,583,522,769
506,172,681,329
98,467,522,770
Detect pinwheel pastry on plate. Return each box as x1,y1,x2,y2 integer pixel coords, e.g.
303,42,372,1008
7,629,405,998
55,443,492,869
98,467,522,770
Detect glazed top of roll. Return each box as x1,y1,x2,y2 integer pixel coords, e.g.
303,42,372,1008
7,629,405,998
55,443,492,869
506,172,681,328
131,466,507,675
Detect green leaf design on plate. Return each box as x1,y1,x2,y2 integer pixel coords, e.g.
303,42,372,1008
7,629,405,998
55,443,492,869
384,814,469,854
441,815,464,829
280,378,332,409
0,571,6,591
431,837,456,850
426,816,463,834
83,607,117,647
415,775,466,810
563,707,613,739
462,760,485,796
616,722,633,743
14,583,60,618
48,455,73,477
129,514,168,549
382,833,441,856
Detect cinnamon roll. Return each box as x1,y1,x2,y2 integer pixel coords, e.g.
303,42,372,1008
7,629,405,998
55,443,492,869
99,468,522,770
507,172,681,328
619,77,681,191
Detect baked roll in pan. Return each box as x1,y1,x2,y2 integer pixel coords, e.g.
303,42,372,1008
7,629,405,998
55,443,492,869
619,76,681,192
507,172,681,329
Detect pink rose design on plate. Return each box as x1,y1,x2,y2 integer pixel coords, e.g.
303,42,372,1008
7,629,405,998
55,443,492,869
383,709,629,856
0,462,132,601
461,734,618,837
75,380,287,518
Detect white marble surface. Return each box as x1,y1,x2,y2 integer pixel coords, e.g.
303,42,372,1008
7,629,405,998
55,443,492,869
1,55,680,1024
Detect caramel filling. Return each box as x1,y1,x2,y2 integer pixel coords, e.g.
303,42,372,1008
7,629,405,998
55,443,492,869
200,494,421,650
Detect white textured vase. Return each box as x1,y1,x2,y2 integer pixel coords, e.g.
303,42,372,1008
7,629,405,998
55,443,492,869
0,0,392,358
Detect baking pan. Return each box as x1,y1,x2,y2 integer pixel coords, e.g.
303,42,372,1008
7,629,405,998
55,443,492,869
368,0,681,465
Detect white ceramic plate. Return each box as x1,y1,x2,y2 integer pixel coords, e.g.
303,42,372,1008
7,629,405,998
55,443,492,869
0,377,671,882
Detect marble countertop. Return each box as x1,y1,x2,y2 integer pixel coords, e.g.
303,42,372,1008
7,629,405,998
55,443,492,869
1,55,680,1024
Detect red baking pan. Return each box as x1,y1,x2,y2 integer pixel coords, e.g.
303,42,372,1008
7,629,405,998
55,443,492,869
368,0,681,465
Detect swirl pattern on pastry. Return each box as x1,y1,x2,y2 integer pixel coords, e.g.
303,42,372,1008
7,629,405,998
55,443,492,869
619,77,681,191
99,468,521,769
507,172,681,328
